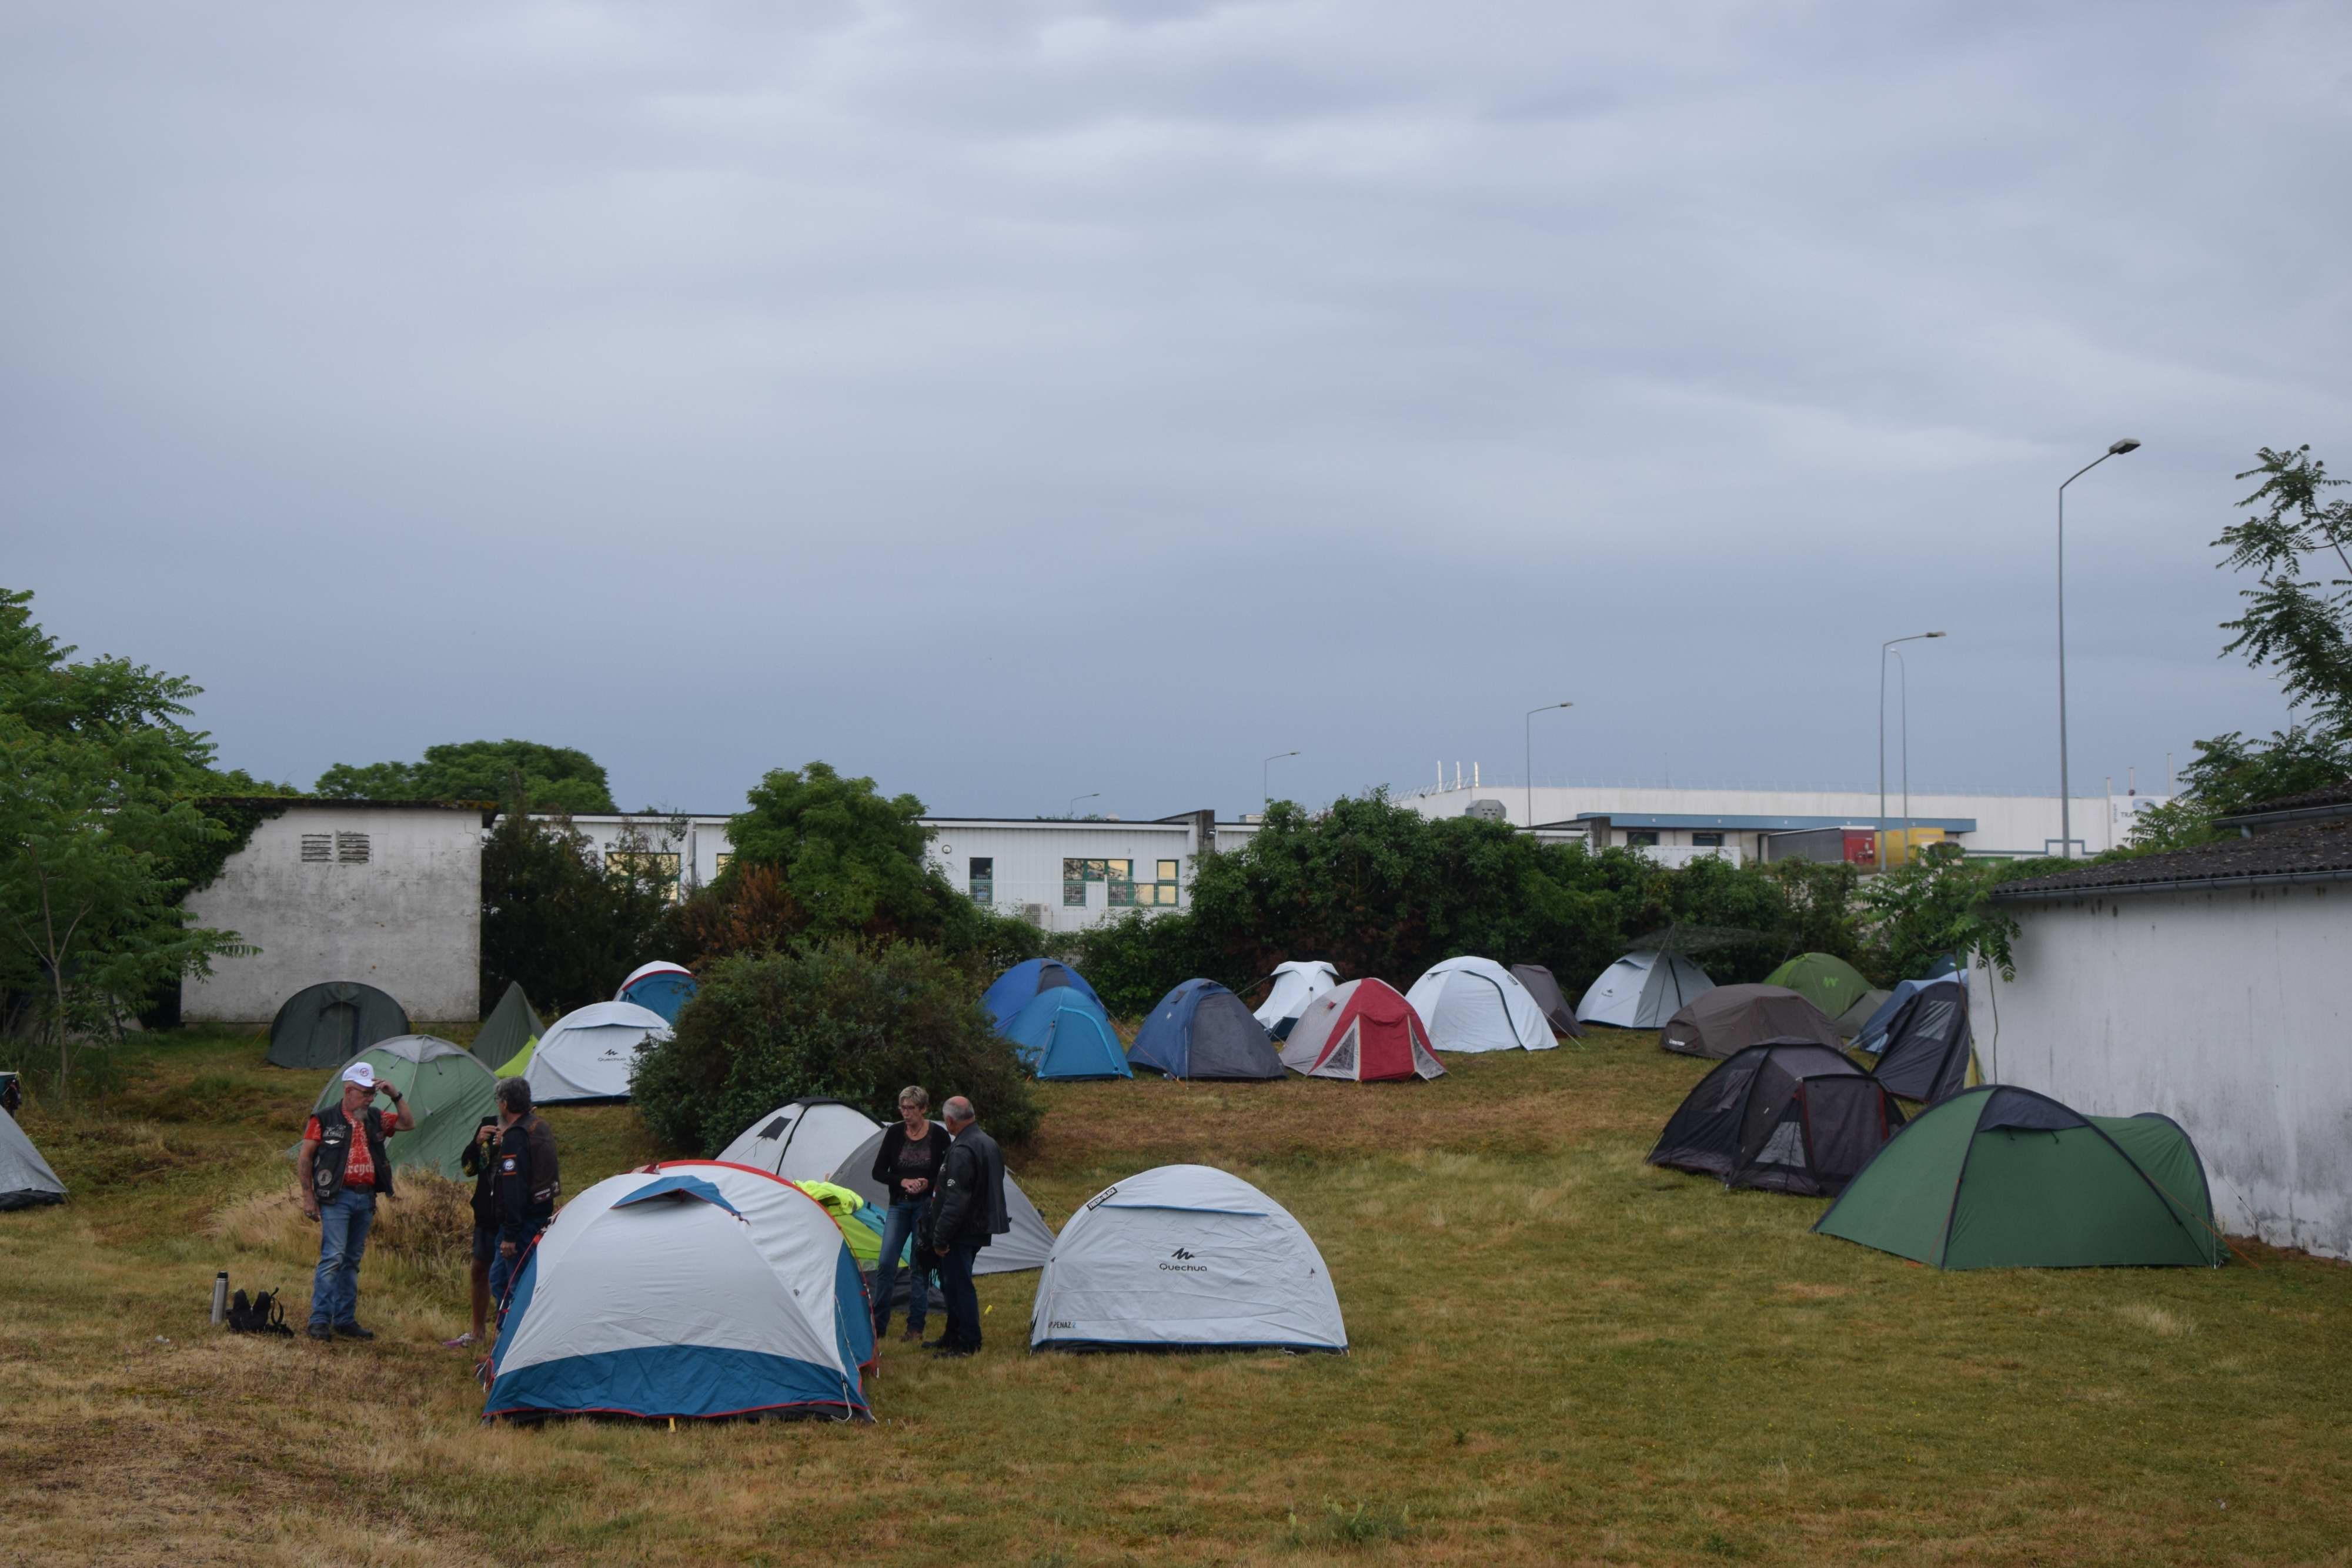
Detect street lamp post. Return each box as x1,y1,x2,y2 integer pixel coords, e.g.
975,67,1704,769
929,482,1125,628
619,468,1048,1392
2057,439,2142,858
1262,751,1299,810
1877,633,1945,868
1524,703,1572,832
1067,792,1099,818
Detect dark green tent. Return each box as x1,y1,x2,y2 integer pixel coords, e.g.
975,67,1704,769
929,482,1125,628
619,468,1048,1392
266,981,410,1070
472,982,544,1070
1814,1086,2223,1269
1761,953,1875,1031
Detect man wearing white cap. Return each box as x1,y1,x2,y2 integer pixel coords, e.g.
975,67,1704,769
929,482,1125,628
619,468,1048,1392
295,1061,415,1342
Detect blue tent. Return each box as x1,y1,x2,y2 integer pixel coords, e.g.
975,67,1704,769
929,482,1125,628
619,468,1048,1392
1004,989,1131,1081
1128,979,1284,1081
618,964,699,1025
1853,975,1964,1055
982,958,1103,1029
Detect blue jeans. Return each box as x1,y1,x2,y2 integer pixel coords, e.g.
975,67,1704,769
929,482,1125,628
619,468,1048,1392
938,1242,982,1352
309,1188,377,1329
487,1222,545,1318
871,1200,933,1335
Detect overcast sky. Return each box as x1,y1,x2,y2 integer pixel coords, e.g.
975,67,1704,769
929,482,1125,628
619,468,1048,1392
6,2,2346,817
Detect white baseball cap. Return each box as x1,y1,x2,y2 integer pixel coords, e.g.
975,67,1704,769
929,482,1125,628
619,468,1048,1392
340,1062,377,1089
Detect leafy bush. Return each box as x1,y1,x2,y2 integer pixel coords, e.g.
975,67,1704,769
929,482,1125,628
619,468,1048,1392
630,940,1040,1157
480,810,672,1014
316,738,617,813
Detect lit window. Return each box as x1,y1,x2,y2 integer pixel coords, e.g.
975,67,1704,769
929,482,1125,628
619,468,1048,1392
607,850,683,900
1157,860,1178,882
1063,857,1135,907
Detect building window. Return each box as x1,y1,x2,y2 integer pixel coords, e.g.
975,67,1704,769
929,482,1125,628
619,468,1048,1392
970,857,994,904
713,852,731,875
607,850,682,900
301,834,332,862
1692,833,1724,848
1063,857,1134,908
1627,831,1661,847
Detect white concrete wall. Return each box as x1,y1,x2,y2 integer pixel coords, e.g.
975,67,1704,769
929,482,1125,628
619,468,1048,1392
183,805,482,1024
926,820,1200,933
1970,882,2352,1260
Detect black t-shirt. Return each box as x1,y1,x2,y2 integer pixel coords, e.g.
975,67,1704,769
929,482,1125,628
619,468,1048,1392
878,1122,947,1207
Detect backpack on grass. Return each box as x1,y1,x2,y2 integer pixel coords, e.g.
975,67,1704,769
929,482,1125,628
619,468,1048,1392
226,1286,293,1336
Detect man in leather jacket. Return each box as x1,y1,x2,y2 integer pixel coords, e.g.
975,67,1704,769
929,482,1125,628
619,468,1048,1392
925,1095,1008,1358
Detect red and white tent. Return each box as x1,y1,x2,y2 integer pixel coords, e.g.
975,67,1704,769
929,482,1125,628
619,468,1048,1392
1277,979,1445,1083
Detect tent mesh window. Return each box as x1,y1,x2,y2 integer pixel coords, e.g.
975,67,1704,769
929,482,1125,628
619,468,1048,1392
1753,1120,1808,1170
1410,1037,1444,1078
1325,1027,1359,1077
1799,1079,1896,1179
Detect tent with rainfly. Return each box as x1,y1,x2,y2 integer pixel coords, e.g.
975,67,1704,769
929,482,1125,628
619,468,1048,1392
717,1099,885,1183
1761,953,1877,1034
1252,961,1338,1040
523,1001,670,1105
1576,951,1712,1029
312,1035,500,1179
1278,979,1445,1083
0,1106,66,1211
1867,979,1973,1104
266,981,410,1070
1813,1085,2225,1269
826,1125,1057,1276
1405,957,1556,1054
1031,1164,1347,1353
1003,988,1132,1081
1508,964,1585,1039
1660,984,1845,1059
1128,980,1284,1080
982,959,1104,1030
485,1160,876,1422
1853,974,1959,1055
616,961,698,1025
1648,1041,1905,1196
471,982,544,1072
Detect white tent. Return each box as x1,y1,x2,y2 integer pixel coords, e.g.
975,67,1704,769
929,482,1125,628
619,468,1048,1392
1404,957,1556,1054
1576,951,1714,1029
828,1125,1055,1275
484,1160,872,1422
717,1099,883,1183
1030,1164,1345,1352
0,1106,66,1211
1253,961,1338,1037
523,1000,670,1105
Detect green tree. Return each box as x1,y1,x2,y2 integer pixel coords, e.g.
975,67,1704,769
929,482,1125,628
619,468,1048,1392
0,589,252,1098
726,762,944,940
316,739,617,813
479,810,673,1014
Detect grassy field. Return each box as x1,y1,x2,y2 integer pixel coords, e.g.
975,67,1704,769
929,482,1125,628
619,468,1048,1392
3,1026,2348,1567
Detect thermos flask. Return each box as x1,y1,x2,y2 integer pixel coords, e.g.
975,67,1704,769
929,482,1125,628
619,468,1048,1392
211,1271,229,1325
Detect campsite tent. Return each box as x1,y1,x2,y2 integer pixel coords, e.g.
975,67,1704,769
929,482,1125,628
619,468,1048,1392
485,1159,874,1422
827,1126,1057,1276
1814,1086,2224,1269
1129,980,1284,1080
1405,957,1556,1054
1648,1042,1905,1196
266,981,409,1070
616,961,698,1025
1278,979,1445,1083
1252,961,1338,1039
471,982,544,1071
1003,989,1132,1081
1509,964,1585,1039
1868,981,1973,1104
0,1106,66,1211
982,959,1104,1030
310,1035,499,1180
1660,984,1845,1059
523,1001,670,1105
1576,951,1713,1029
1853,975,1958,1054
1031,1164,1346,1353
790,1179,890,1268
1761,954,1876,1032
717,1099,884,1183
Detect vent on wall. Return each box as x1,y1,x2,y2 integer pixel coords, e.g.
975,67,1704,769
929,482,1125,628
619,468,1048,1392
336,833,370,864
300,834,332,862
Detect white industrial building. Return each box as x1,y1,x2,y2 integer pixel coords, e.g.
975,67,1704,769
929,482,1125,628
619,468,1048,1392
182,800,487,1024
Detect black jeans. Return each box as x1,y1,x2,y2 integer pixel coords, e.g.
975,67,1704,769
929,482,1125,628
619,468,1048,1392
937,1243,983,1350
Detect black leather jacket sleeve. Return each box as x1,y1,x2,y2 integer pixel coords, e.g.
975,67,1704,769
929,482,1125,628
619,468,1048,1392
929,1138,976,1248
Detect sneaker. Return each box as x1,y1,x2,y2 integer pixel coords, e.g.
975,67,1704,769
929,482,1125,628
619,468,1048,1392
333,1323,376,1341
443,1332,477,1349
305,1324,333,1342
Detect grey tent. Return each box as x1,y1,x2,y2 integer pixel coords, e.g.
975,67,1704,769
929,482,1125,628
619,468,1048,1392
1660,984,1844,1059
472,982,544,1070
1509,964,1585,1039
266,981,410,1070
1128,979,1284,1080
0,1106,66,1211
1869,979,1973,1103
1577,951,1713,1028
827,1125,1055,1276
1648,1041,1905,1196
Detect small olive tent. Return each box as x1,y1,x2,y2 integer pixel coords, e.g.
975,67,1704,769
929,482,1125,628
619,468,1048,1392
267,981,410,1070
1508,964,1585,1039
1813,1086,2224,1269
1761,953,1876,1032
310,1036,500,1180
1648,1042,1905,1196
1660,984,1843,1059
0,1106,66,1211
471,982,544,1070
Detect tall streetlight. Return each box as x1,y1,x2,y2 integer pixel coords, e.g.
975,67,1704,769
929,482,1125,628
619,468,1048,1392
1262,751,1299,810
1067,791,1099,818
2057,439,2142,857
1878,633,1944,868
1525,702,1572,831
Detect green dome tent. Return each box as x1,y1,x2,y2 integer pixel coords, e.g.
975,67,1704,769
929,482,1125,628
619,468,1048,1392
268,981,410,1070
472,982,544,1071
1813,1086,2224,1269
1760,954,1876,1035
311,1036,499,1181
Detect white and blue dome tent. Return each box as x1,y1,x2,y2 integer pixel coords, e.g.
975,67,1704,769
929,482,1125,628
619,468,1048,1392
616,961,699,1025
485,1160,874,1423
1003,988,1132,1081
717,1098,884,1183
1128,980,1284,1081
1031,1165,1346,1353
1251,961,1338,1040
1405,957,1556,1054
523,1000,671,1105
1576,950,1713,1029
982,958,1104,1030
